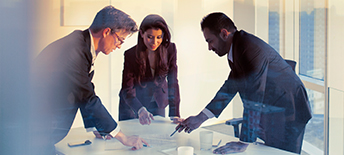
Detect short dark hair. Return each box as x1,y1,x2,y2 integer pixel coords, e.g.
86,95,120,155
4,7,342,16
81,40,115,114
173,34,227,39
89,5,138,34
201,12,237,35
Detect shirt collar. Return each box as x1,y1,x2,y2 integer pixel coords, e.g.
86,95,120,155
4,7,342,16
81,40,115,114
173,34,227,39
227,43,233,63
89,29,96,65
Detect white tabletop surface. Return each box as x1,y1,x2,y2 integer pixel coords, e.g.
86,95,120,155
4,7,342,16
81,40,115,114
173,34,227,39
55,116,297,155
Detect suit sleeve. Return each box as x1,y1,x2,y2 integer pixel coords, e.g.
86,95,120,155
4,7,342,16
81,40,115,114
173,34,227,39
234,34,272,142
120,49,144,113
167,43,180,117
66,44,117,134
205,35,269,118
205,75,240,117
238,39,269,106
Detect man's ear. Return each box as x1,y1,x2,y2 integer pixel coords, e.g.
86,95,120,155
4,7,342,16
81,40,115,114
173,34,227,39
102,28,112,38
219,28,230,41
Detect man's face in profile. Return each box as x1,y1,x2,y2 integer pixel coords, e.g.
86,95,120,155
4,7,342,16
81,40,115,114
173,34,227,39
203,28,228,57
99,28,129,55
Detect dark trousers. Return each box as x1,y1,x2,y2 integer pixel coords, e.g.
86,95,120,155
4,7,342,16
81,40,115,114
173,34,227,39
119,98,165,121
259,113,306,154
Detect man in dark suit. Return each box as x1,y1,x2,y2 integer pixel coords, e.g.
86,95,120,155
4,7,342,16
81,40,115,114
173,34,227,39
32,6,148,154
177,12,312,154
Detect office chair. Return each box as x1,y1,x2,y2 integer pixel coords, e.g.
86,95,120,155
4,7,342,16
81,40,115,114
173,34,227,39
225,59,297,138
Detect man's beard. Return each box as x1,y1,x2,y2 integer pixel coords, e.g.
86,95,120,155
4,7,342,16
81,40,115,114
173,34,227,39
216,39,228,57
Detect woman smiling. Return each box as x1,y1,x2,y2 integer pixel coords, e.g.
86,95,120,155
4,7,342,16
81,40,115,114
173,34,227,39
119,14,183,125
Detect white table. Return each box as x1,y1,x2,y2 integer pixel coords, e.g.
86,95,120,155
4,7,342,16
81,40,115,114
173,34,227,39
55,116,297,155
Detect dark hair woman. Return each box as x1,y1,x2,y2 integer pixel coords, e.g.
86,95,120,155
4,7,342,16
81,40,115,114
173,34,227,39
119,14,182,125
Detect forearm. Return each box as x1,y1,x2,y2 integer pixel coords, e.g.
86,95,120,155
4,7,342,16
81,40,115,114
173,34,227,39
201,108,215,119
168,101,180,117
114,130,127,144
121,58,144,113
197,111,209,123
205,79,236,117
167,43,180,112
114,130,147,150
120,90,144,114
167,79,180,117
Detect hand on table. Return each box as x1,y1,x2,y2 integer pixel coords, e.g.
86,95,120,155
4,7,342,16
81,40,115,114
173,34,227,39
213,141,248,154
115,131,149,150
93,131,112,140
176,112,208,133
138,107,154,125
123,135,149,150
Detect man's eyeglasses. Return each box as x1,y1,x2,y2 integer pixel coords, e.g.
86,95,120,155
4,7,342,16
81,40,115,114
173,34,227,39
112,31,125,45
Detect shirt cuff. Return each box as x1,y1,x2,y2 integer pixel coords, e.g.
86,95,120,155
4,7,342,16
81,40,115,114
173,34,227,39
202,108,215,119
86,127,97,132
110,125,121,137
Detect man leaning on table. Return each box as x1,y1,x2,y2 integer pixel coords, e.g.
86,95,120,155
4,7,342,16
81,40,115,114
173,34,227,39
176,12,312,154
32,6,148,154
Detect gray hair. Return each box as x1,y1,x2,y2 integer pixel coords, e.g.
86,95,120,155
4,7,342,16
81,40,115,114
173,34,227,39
89,5,138,35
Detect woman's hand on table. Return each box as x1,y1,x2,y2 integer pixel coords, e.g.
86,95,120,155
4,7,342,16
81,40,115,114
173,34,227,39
138,107,154,125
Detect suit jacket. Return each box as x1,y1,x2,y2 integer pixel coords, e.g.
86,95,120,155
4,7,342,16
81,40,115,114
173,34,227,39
34,30,117,139
205,30,312,124
120,43,180,117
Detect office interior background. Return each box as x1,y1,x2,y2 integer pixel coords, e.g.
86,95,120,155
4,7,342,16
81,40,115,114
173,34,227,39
0,0,343,154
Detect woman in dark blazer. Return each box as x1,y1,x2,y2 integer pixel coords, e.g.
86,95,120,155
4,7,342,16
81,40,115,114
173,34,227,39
119,14,182,125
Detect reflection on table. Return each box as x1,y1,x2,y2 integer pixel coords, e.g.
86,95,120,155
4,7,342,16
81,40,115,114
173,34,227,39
55,116,297,155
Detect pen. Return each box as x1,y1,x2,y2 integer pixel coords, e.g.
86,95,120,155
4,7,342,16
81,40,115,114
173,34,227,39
133,143,149,149
170,126,182,137
212,139,222,147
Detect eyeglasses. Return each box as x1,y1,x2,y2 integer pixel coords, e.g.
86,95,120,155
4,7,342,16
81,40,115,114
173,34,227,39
112,31,125,45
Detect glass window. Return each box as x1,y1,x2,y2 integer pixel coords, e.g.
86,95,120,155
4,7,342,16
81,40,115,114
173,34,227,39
267,0,326,153
269,0,281,53
299,0,326,81
304,89,324,152
299,0,326,153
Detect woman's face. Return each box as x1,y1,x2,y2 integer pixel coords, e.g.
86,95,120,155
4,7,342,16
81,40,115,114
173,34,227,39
141,28,163,52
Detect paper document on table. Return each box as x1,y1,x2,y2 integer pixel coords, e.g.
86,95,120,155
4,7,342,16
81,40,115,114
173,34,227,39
140,134,178,148
105,134,178,151
104,139,131,150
